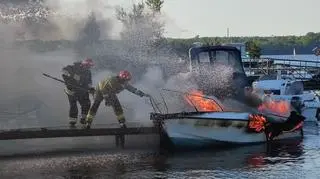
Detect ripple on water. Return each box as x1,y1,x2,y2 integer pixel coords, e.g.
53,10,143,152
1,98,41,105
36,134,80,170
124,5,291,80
0,125,319,179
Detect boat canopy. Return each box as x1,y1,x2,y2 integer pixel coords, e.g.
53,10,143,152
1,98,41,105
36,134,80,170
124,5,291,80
188,46,245,74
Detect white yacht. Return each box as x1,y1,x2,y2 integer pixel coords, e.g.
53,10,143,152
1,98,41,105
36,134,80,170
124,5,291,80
252,74,320,123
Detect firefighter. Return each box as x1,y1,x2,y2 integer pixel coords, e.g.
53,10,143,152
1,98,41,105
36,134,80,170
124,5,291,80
85,70,150,129
61,58,95,127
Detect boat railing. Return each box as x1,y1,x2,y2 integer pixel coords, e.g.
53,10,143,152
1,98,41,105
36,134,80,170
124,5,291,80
243,58,320,80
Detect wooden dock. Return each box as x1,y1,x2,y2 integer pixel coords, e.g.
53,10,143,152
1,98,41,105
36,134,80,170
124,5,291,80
0,123,160,148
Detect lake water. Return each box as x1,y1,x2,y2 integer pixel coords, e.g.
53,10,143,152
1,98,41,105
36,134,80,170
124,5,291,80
0,123,319,179
1,53,320,179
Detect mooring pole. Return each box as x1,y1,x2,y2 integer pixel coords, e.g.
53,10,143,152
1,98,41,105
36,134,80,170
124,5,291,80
115,135,125,148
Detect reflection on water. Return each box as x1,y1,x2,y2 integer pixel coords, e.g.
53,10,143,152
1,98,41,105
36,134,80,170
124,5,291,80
0,125,319,179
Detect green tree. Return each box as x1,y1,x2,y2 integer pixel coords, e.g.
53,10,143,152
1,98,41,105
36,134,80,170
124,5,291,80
74,12,101,57
146,0,164,13
245,40,261,59
82,13,100,44
115,1,164,49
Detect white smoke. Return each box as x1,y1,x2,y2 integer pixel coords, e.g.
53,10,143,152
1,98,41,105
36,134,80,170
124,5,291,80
0,23,78,129
0,0,246,129
0,0,192,155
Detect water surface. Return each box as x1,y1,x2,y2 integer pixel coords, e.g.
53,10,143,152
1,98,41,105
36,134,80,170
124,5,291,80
0,123,319,179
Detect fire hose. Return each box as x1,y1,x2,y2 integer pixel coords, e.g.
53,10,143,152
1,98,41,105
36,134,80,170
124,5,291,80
42,73,95,97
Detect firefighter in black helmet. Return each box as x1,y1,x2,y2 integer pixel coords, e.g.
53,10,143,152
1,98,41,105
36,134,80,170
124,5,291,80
61,58,95,127
85,70,150,129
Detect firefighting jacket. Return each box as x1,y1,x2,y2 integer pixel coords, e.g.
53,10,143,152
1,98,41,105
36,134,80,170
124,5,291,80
96,76,145,97
61,62,92,94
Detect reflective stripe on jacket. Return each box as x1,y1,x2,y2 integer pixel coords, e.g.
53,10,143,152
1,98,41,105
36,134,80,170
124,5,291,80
97,76,141,96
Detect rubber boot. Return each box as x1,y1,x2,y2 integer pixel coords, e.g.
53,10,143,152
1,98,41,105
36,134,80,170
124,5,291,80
69,117,77,128
120,122,127,128
80,114,87,125
86,123,91,129
85,114,94,129
117,115,126,148
117,115,127,129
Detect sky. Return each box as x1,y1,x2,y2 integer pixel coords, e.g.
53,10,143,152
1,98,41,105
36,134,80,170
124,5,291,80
162,0,320,38
107,0,319,38
53,0,319,39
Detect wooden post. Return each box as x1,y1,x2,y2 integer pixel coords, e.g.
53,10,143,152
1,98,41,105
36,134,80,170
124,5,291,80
120,135,125,148
115,135,125,148
115,135,120,147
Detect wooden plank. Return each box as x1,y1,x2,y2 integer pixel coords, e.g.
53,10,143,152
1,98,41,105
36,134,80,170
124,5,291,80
0,124,159,140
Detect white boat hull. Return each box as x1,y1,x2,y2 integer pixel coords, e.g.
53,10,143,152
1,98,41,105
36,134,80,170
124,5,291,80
302,107,318,122
161,112,303,148
271,94,320,122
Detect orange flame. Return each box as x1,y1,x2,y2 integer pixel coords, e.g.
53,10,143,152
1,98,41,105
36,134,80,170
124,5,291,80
246,154,266,167
258,98,290,116
248,114,267,132
184,90,223,112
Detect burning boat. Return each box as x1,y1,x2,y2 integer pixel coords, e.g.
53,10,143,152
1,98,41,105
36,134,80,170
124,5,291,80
151,90,304,148
150,45,305,148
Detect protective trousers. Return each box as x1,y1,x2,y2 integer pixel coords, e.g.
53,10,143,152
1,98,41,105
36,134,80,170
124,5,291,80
67,92,91,122
86,91,125,124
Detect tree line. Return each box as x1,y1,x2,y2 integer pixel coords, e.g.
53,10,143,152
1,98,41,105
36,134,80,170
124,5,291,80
13,0,320,59
165,32,320,56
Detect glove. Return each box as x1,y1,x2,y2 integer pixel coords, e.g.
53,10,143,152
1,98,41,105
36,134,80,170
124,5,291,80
136,90,145,97
137,91,150,98
88,87,95,94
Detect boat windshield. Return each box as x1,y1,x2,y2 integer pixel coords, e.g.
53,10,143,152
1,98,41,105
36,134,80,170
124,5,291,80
197,50,243,73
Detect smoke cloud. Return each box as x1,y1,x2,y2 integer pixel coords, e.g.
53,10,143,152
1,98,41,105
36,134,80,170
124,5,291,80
0,1,263,157
0,0,115,129
0,25,76,129
0,0,182,129
0,0,250,131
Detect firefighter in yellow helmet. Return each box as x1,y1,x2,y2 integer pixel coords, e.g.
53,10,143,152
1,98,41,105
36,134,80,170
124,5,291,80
85,70,150,129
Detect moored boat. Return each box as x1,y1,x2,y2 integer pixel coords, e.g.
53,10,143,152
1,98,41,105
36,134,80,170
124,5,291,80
151,111,304,148
149,44,305,149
